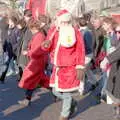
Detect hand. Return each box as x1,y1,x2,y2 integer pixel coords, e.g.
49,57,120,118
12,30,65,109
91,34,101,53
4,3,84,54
22,50,28,55
79,80,85,95
100,57,109,70
76,69,85,81
41,40,51,48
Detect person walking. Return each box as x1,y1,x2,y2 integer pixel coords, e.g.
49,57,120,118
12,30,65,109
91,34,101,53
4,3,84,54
42,9,85,120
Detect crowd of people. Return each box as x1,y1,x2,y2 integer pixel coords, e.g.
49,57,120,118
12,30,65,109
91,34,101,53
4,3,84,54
0,1,120,120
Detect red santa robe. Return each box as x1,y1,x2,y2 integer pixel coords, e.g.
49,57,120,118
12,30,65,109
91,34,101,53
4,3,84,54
26,0,47,19
43,26,85,92
19,32,49,90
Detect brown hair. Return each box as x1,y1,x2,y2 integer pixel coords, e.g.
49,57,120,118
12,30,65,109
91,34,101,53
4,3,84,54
28,18,41,31
8,15,18,25
17,19,26,28
79,17,87,27
24,9,32,17
102,17,118,30
37,14,51,26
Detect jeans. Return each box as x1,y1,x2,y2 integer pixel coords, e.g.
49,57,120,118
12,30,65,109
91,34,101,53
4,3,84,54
25,89,34,100
101,69,110,97
52,88,72,117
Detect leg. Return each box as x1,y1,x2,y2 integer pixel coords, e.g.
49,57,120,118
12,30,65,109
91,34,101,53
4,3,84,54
25,89,34,100
17,66,23,81
113,104,120,120
52,88,77,120
18,89,34,106
0,59,10,83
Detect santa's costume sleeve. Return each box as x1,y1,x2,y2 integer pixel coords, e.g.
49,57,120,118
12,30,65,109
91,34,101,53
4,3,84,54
41,26,57,51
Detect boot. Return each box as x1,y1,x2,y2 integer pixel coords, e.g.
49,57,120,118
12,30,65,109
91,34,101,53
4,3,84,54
59,116,68,120
114,105,120,120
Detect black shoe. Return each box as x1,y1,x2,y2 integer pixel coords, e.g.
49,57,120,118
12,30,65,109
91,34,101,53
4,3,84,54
90,82,99,91
0,80,5,84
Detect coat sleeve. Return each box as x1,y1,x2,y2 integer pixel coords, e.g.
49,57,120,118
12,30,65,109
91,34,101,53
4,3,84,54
75,28,85,69
84,31,93,55
41,26,56,52
107,46,120,64
28,33,46,58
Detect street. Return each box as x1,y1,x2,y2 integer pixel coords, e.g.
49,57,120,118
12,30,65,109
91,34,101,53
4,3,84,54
0,61,114,120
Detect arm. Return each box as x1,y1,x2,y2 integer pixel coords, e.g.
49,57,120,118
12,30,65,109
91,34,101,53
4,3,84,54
107,46,120,64
75,29,85,81
75,29,85,69
41,26,56,52
84,31,93,55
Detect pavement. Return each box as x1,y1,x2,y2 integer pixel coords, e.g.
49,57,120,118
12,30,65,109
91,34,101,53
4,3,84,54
0,56,115,120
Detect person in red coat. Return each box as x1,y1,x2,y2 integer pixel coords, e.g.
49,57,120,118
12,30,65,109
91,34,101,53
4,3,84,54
42,10,85,120
18,18,49,106
25,0,47,19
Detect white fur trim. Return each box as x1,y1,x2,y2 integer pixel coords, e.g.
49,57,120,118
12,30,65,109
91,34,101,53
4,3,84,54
58,13,71,22
53,33,61,65
50,84,80,92
76,65,85,69
59,25,76,47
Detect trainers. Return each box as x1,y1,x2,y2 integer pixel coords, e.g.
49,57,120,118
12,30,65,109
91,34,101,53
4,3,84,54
6,70,14,77
18,99,31,106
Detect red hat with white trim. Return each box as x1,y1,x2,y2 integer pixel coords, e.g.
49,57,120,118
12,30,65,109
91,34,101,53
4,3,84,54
56,9,72,22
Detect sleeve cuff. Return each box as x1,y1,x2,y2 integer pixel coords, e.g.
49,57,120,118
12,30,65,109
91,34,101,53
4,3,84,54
76,65,85,69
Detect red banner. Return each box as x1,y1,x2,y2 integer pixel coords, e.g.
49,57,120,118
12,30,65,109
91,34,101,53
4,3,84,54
111,14,120,24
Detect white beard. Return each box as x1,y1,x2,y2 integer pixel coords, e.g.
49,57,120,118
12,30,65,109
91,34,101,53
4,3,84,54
59,25,76,47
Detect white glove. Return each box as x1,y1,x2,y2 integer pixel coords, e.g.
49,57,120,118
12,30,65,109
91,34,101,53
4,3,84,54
100,57,109,70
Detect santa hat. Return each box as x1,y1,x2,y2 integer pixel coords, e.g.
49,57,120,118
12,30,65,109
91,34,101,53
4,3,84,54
56,9,72,22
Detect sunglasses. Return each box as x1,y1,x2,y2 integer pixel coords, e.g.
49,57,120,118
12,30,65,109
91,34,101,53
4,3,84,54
115,31,120,34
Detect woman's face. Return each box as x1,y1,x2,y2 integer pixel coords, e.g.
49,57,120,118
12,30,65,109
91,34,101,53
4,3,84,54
102,22,111,32
8,19,15,28
92,19,101,29
17,24,22,30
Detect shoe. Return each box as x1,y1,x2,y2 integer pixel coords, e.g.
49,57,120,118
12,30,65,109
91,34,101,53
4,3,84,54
6,70,14,77
0,80,5,84
69,99,78,117
114,106,120,120
18,99,31,106
59,116,68,120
